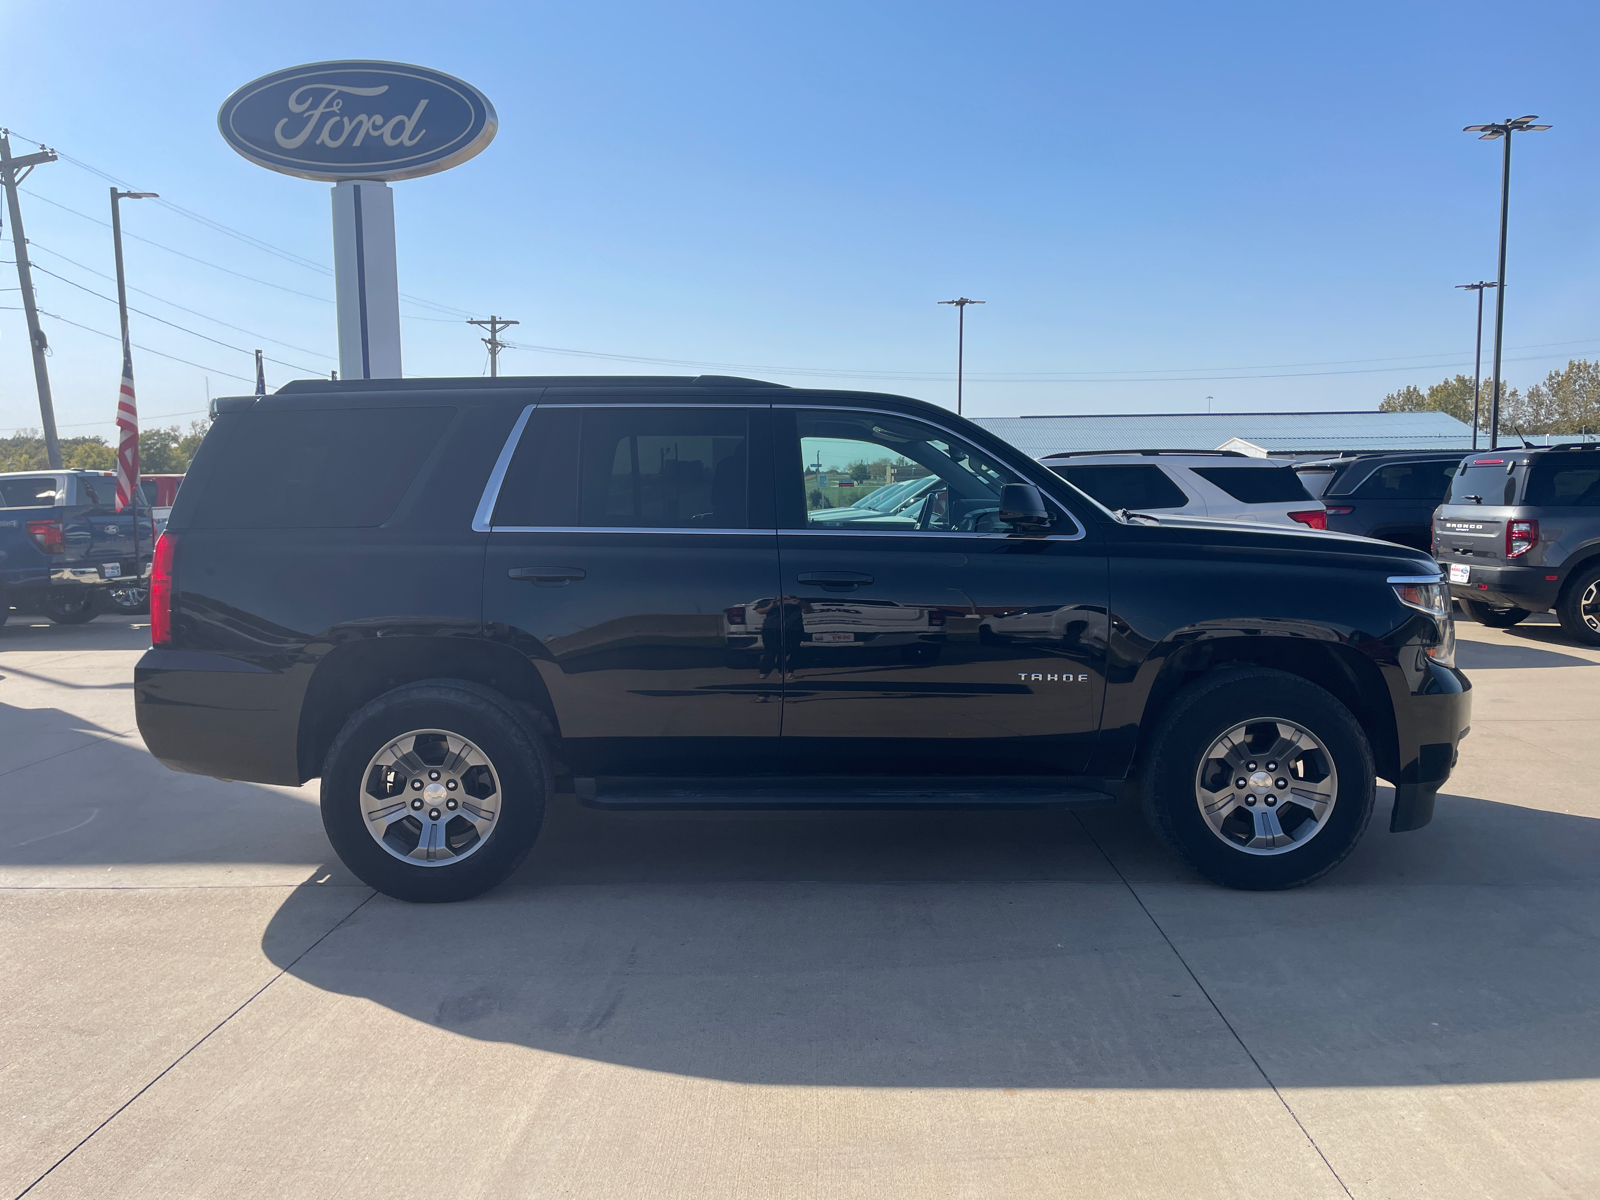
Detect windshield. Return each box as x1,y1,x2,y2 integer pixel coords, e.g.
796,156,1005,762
1447,458,1518,506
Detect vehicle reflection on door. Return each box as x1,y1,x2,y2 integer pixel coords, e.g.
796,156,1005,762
724,595,947,672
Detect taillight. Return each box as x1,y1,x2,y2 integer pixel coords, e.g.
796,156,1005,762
723,605,746,625
150,532,176,646
1289,509,1328,530
928,609,947,626
1506,519,1538,558
25,519,65,555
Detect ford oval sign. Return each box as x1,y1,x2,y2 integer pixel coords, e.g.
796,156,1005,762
218,60,496,182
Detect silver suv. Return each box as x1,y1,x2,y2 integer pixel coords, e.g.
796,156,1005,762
1433,445,1600,644
1039,450,1328,529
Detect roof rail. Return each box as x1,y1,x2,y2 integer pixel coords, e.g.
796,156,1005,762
689,375,789,388
1039,449,1248,459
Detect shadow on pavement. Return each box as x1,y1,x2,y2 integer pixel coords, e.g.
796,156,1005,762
255,782,1600,1090
1454,636,1597,670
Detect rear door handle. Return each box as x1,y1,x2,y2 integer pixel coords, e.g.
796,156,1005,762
798,571,873,590
509,566,586,586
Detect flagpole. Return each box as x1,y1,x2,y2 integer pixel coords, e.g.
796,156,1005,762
111,187,157,584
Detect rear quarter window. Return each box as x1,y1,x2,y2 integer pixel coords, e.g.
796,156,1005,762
187,406,455,528
0,477,60,507
1191,466,1313,504
1524,457,1600,507
1352,460,1459,501
1051,464,1190,511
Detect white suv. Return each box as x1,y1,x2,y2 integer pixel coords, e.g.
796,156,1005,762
1040,450,1328,529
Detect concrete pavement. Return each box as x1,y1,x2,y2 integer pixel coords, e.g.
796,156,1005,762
2,611,1597,1198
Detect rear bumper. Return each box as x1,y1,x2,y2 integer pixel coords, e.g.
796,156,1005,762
1447,562,1560,611
134,647,305,785
1386,660,1472,833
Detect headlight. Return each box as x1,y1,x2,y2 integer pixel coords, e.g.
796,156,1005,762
1391,576,1454,668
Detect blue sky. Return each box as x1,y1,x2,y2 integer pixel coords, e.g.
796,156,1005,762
2,0,1597,442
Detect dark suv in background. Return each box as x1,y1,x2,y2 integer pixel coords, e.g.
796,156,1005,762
1434,444,1600,644
134,376,1469,902
1294,451,1467,552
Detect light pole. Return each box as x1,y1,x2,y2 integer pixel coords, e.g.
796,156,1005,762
937,297,984,416
1455,281,1497,450
1463,115,1550,449
111,187,157,572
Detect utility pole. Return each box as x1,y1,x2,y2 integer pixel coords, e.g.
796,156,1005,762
468,314,518,377
1,131,62,467
1455,281,1497,450
937,297,984,416
1463,115,1551,449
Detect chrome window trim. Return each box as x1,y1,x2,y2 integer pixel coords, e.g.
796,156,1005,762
471,404,535,532
777,402,1089,541
489,526,770,536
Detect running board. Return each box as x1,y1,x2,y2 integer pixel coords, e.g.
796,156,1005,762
572,775,1118,811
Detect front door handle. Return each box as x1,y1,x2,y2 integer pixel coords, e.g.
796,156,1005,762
798,571,873,590
509,566,586,586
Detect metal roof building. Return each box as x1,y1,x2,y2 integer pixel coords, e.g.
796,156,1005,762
971,410,1474,459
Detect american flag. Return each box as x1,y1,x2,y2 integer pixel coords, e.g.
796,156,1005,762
115,347,139,512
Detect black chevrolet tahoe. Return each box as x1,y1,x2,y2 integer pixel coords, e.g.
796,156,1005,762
1434,444,1600,644
133,376,1471,902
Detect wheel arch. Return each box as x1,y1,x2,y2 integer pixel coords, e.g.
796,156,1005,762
297,636,559,782
1556,547,1600,605
1132,634,1400,783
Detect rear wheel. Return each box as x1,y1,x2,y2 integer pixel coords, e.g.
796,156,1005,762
45,590,97,625
321,680,551,902
1556,565,1600,647
1460,598,1530,628
103,584,150,615
1141,668,1376,890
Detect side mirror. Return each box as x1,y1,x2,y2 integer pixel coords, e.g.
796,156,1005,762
998,483,1051,533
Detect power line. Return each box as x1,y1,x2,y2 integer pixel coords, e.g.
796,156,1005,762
35,308,253,382
1,407,208,436
28,242,334,360
28,263,326,374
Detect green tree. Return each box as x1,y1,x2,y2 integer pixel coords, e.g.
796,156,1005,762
0,432,115,472
1507,359,1600,436
137,421,209,473
1380,373,1516,432
63,437,115,470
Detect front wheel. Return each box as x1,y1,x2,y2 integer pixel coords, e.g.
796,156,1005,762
45,590,97,625
1460,598,1530,628
1556,565,1600,647
1141,668,1376,890
321,680,551,902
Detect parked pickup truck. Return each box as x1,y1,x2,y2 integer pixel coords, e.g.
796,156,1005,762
134,376,1471,902
0,470,154,625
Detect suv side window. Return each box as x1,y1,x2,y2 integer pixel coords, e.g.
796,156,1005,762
784,408,1063,533
1051,464,1189,511
1525,457,1600,506
1353,461,1458,500
493,406,753,529
1191,466,1313,504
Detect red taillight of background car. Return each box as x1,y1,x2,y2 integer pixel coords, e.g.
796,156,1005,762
150,532,176,646
1506,519,1538,558
1288,509,1328,530
25,518,65,555
723,605,746,625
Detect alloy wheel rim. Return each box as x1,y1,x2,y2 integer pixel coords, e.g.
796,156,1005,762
1582,582,1599,634
1194,718,1338,856
360,729,501,867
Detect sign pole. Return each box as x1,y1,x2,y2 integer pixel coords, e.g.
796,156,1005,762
331,180,402,379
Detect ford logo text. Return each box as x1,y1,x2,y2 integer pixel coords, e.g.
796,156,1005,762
218,60,497,182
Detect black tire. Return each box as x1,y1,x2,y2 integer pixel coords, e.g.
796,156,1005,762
1140,668,1376,890
321,679,551,902
1556,564,1600,647
45,590,98,625
1460,598,1530,628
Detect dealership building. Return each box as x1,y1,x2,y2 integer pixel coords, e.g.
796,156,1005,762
972,409,1476,459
